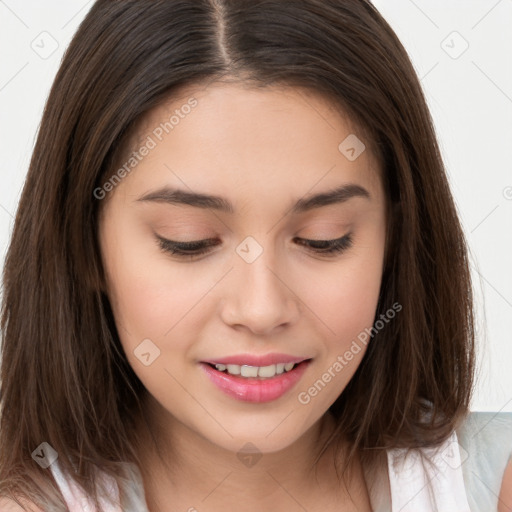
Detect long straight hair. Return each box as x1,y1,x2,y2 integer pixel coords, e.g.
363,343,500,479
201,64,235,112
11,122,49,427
0,0,475,509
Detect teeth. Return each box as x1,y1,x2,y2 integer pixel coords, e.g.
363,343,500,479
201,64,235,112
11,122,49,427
258,365,276,378
241,365,259,377
213,362,299,378
226,364,241,375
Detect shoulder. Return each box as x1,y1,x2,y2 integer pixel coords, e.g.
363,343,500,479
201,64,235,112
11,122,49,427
455,411,512,511
0,497,44,512
498,456,512,512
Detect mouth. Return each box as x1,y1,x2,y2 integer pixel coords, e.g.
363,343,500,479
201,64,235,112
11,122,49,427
204,360,306,379
199,358,312,403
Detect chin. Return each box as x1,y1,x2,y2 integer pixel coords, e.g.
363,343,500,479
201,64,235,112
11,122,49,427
193,410,321,456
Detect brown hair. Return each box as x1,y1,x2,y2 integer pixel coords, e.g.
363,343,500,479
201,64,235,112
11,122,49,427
0,0,475,509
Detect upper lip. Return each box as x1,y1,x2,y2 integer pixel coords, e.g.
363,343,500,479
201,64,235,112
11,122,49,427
202,353,311,367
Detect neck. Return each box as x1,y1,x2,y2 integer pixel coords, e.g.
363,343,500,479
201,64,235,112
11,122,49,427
131,394,364,512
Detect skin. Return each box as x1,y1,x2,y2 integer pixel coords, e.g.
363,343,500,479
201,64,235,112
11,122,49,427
498,457,512,512
97,81,387,511
3,83,512,512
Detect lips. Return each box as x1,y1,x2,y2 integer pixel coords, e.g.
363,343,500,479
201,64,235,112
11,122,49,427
199,354,312,403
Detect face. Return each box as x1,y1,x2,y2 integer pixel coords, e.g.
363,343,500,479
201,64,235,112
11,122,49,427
98,82,388,455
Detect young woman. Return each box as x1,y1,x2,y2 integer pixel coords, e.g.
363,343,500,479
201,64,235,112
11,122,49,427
1,1,511,510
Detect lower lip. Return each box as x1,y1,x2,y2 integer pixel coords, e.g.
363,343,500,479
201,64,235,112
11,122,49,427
200,361,311,403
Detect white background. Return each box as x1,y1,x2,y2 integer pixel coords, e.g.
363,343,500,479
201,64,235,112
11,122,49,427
0,1,511,411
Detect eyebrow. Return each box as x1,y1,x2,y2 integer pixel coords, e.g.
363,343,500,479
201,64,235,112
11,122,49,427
135,183,370,214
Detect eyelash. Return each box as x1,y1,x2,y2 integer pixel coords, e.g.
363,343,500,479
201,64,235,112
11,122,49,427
156,233,353,259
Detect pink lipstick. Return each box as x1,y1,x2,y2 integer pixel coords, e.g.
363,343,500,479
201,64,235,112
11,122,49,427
199,354,312,403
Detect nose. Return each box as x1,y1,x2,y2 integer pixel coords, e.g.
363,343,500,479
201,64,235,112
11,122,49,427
220,249,300,336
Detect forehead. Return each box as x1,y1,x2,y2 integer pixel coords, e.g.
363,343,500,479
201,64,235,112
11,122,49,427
114,81,383,203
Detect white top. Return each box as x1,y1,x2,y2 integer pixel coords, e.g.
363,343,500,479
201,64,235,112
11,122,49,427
49,411,512,511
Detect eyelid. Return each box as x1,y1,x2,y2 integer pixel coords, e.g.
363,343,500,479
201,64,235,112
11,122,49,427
155,233,353,259
155,234,218,250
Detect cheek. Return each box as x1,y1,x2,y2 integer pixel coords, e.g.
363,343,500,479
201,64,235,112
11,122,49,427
303,247,385,349
295,253,384,409
102,225,213,356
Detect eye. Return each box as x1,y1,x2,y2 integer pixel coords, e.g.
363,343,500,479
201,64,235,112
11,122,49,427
156,235,219,258
155,233,353,259
294,233,353,255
